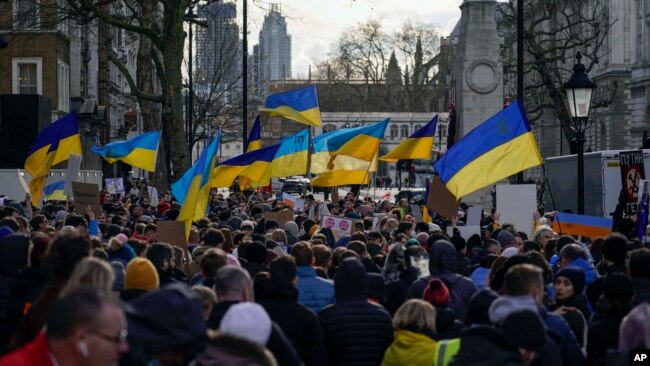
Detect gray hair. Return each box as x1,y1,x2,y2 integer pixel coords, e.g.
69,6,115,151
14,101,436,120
214,266,252,299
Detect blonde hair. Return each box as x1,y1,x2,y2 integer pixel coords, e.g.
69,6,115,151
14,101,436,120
108,237,123,251
270,229,287,244
192,286,218,310
60,257,115,297
393,299,437,333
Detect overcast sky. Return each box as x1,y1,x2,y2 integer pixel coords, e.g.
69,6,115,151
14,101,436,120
237,0,464,78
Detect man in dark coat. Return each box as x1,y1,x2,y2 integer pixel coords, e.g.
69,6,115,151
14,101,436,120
406,240,477,322
256,256,328,366
628,248,650,306
318,258,393,366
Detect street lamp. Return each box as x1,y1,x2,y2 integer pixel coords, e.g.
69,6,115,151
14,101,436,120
185,7,199,156
563,51,596,215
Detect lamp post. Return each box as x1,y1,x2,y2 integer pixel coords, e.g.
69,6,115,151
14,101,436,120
185,7,199,156
563,51,595,215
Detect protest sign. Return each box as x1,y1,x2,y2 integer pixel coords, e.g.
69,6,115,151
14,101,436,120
157,221,188,251
425,176,459,219
620,150,645,214
64,154,82,197
409,204,423,223
496,184,536,239
466,206,482,226
105,178,125,195
147,186,159,207
264,211,294,227
446,225,481,240
322,215,359,241
71,182,100,214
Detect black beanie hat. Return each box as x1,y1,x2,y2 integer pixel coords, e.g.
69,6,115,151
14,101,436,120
500,309,547,352
601,236,628,263
555,267,586,295
246,241,268,264
467,234,482,250
465,288,499,325
334,258,368,302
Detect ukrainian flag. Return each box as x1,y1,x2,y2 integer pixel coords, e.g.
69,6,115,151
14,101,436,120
380,116,437,162
91,131,160,172
270,129,309,178
310,128,376,187
552,212,612,238
434,101,542,199
211,144,280,188
25,114,82,206
325,119,389,166
246,116,262,152
173,131,221,238
43,180,67,201
259,85,322,127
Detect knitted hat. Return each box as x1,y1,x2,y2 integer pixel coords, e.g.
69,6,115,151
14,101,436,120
240,220,255,230
500,310,547,352
115,233,129,244
601,235,628,263
406,238,421,248
465,288,499,325
125,257,160,291
555,266,586,295
428,223,441,232
110,261,126,291
496,230,515,246
604,273,635,300
220,302,272,346
422,278,450,307
501,247,519,257
284,221,299,236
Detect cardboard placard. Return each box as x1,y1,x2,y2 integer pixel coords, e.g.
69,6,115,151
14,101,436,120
466,206,482,226
446,225,482,240
264,211,294,228
71,182,100,214
105,178,125,195
425,176,459,219
64,154,82,197
157,221,188,251
496,184,536,239
409,204,424,223
321,215,361,241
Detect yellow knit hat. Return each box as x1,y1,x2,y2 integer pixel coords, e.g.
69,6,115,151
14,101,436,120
125,257,160,291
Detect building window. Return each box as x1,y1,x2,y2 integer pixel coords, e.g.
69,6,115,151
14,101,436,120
13,0,40,29
58,59,70,112
12,58,43,95
400,125,409,138
390,124,398,140
323,124,336,132
414,124,422,132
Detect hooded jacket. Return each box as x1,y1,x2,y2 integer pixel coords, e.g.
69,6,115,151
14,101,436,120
381,330,437,366
448,326,523,366
296,266,334,313
406,240,478,322
567,258,598,285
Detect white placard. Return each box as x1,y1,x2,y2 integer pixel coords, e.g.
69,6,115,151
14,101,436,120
294,198,305,212
467,206,482,226
409,204,423,223
496,184,537,238
322,215,357,241
446,225,482,240
105,178,125,195
64,154,82,197
147,186,159,207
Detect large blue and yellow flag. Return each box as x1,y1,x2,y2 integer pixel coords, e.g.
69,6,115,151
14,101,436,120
246,116,262,152
325,118,389,168
211,144,280,188
43,180,67,201
173,131,221,238
25,114,82,205
270,129,309,178
259,85,322,127
310,128,376,187
434,101,542,198
380,116,437,162
91,131,160,172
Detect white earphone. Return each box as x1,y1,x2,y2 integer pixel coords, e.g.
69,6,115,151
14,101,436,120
78,341,89,358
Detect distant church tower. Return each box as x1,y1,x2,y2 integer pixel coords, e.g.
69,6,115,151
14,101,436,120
455,0,503,137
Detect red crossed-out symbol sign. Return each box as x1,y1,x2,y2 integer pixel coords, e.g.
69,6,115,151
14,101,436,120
625,166,641,201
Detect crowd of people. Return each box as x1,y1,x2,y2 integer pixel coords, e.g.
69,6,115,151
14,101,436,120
0,184,648,366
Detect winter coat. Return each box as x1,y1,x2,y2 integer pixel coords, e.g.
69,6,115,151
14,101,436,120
0,331,52,365
256,279,328,366
385,267,419,316
470,267,490,289
318,300,394,366
0,234,33,347
436,307,465,340
448,326,523,366
568,258,598,285
632,278,650,307
587,306,631,366
296,266,334,313
3,266,49,347
406,240,477,322
539,307,586,366
548,294,590,348
12,277,67,347
107,244,136,265
381,329,437,366
206,300,302,366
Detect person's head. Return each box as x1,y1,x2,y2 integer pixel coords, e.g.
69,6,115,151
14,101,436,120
269,256,297,284
558,243,588,267
47,288,128,366
214,266,253,302
290,242,314,267
192,286,218,320
601,233,629,265
500,310,546,365
503,264,544,306
533,225,553,247
465,288,499,326
143,224,157,243
49,233,91,279
194,331,277,366
312,244,332,269
347,240,367,258
264,220,279,233
403,246,429,276
146,243,173,272
202,228,225,248
245,241,267,264
30,214,48,231
628,248,650,279
219,302,272,346
125,258,159,291
497,230,516,249
200,248,228,279
393,299,437,335
61,257,115,297
270,229,287,245
484,239,502,255
422,278,450,308
334,258,368,302
554,267,586,301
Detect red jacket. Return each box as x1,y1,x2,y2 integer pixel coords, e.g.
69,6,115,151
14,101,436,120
0,332,53,366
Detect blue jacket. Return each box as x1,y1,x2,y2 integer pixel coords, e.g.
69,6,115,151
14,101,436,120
470,267,490,289
296,266,334,313
539,307,585,366
568,258,598,285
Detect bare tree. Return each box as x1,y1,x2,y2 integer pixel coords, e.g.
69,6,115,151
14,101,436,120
498,0,613,152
